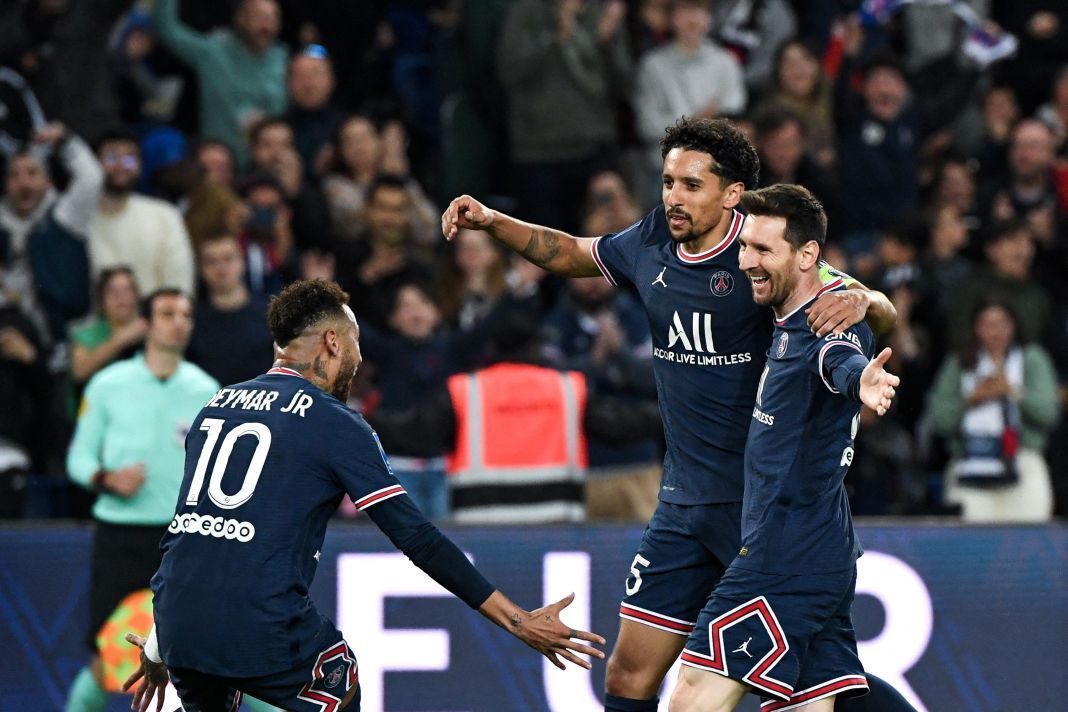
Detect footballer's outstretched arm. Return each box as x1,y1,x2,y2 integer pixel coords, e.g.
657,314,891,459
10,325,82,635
441,194,601,278
364,494,605,669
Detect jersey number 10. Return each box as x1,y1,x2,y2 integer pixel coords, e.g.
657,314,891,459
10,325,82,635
185,418,272,509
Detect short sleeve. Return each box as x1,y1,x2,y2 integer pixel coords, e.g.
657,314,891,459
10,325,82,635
332,411,407,511
818,260,859,288
590,210,658,288
809,325,874,394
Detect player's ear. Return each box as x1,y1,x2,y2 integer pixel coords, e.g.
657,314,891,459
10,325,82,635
722,181,743,209
799,240,820,269
324,328,341,356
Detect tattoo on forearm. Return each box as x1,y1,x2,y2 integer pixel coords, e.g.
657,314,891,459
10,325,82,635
521,229,561,268
510,612,522,631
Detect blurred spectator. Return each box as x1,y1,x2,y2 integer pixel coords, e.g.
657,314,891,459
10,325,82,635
64,288,218,712
0,0,136,143
195,139,238,190
368,309,661,523
632,0,673,56
333,175,434,329
112,8,185,128
88,128,195,296
0,294,50,517
186,233,273,387
152,0,288,164
237,173,296,296
950,219,1051,348
497,0,632,232
358,280,492,519
835,28,979,257
437,229,509,332
712,0,796,94
634,0,746,197
1036,66,1068,153
0,122,101,351
69,266,144,391
755,39,835,166
961,84,1020,179
284,44,343,176
321,115,439,245
753,108,838,237
581,170,642,236
245,117,329,250
927,298,1059,522
919,207,975,356
992,2,1068,114
542,277,658,481
926,154,983,246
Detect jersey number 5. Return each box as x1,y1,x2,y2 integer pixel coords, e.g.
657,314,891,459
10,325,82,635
186,418,272,509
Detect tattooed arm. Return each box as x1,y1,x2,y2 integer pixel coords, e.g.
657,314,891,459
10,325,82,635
442,194,601,277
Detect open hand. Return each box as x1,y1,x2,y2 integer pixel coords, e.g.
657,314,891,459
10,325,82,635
122,633,169,712
441,195,495,240
860,347,900,416
106,464,147,498
512,593,606,670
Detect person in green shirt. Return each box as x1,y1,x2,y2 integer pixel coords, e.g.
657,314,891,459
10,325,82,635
69,266,145,405
64,288,219,712
152,0,288,165
926,298,1060,522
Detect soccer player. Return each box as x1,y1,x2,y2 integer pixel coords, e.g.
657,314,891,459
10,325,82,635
442,117,905,712
668,184,899,712
122,280,604,712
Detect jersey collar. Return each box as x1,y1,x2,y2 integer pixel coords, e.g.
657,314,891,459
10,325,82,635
675,210,744,265
773,278,845,326
266,366,305,379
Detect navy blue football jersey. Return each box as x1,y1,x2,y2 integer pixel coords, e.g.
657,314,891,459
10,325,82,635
152,367,406,677
738,285,875,575
593,206,772,504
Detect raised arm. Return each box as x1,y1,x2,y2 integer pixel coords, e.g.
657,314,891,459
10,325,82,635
152,0,212,67
441,194,601,277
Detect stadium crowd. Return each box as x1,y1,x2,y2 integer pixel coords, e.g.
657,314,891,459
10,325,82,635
0,0,1066,523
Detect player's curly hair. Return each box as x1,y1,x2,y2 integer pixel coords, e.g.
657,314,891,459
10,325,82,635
267,279,351,347
739,184,827,249
660,117,760,189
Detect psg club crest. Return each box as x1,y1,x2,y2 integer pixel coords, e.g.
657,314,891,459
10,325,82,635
776,332,789,359
710,270,734,297
325,664,346,689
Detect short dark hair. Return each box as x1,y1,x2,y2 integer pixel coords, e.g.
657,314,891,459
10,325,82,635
267,279,350,347
984,217,1029,247
861,50,906,82
367,173,409,204
240,171,284,198
96,265,138,308
739,184,827,250
660,117,760,189
249,117,292,148
141,287,189,320
752,106,806,141
93,126,140,155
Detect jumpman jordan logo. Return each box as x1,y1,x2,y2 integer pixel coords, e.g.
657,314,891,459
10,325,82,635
652,267,668,288
733,637,753,658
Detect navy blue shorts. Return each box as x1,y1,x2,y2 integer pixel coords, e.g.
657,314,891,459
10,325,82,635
681,565,868,710
169,636,360,712
619,501,742,637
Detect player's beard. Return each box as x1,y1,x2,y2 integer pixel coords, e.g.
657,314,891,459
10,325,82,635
666,210,701,244
330,350,359,401
749,268,797,309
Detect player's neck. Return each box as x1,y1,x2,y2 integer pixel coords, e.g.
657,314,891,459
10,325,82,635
773,272,823,321
679,209,733,256
272,356,329,392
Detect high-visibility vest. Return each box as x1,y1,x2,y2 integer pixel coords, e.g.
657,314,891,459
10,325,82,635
446,363,587,524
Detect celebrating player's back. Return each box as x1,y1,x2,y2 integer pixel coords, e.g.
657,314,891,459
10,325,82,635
123,280,604,712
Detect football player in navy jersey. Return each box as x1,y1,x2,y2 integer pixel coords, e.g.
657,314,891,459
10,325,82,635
121,280,604,712
669,185,900,712
442,117,913,712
